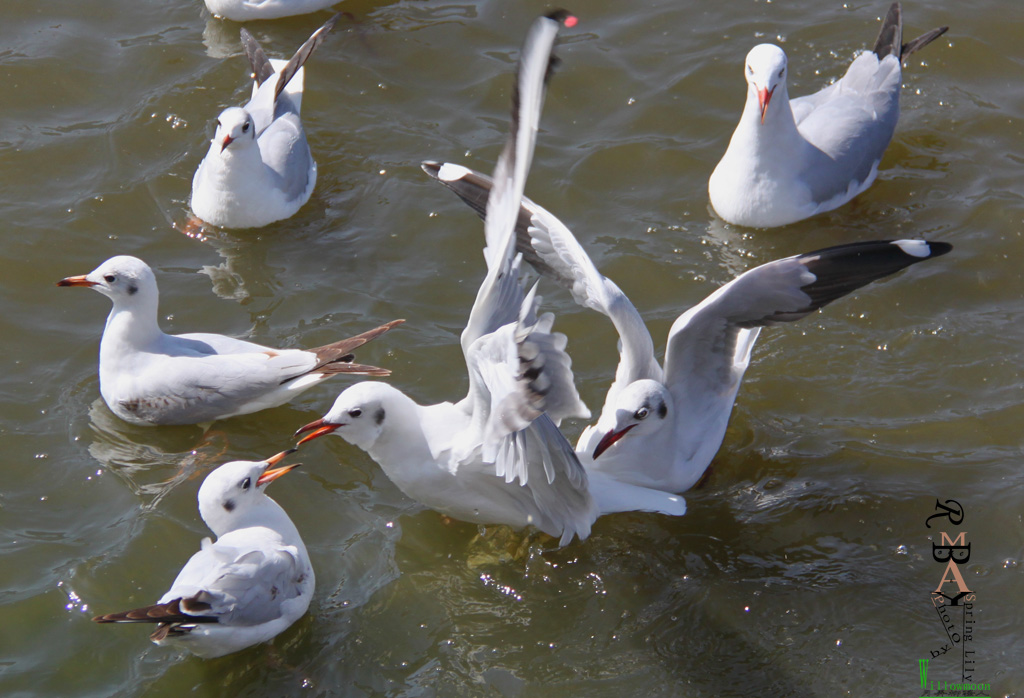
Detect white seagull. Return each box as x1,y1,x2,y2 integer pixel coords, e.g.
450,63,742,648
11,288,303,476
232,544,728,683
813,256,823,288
190,14,340,228
204,0,340,22
58,255,402,426
295,11,686,546
708,2,948,228
93,450,313,659
423,167,951,495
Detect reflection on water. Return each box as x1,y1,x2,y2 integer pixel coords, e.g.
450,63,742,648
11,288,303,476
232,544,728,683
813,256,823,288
85,397,229,508
196,230,283,303
202,16,244,59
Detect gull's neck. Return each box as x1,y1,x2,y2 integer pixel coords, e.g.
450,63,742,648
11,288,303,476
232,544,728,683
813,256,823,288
101,294,163,356
206,497,304,547
731,82,805,169
364,393,435,472
202,143,271,194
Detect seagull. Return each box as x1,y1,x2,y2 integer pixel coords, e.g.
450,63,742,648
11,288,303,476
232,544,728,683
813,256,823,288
423,166,951,495
204,0,340,22
708,2,948,228
57,255,402,426
93,450,313,659
190,14,340,228
295,11,686,546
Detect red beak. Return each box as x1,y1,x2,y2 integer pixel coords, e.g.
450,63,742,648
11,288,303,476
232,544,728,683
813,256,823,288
221,135,234,152
592,424,637,460
294,418,340,445
56,275,97,288
758,86,774,124
256,448,301,487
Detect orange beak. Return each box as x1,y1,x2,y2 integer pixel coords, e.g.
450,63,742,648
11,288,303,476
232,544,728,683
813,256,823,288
57,275,97,288
758,86,774,124
256,448,301,487
221,135,234,152
294,418,340,446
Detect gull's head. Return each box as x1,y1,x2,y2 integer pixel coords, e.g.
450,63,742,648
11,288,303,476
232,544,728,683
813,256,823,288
592,380,672,459
198,450,300,535
744,44,788,124
294,382,397,452
213,107,256,153
57,255,158,308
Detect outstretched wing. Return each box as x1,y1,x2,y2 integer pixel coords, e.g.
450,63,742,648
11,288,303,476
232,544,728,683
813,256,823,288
662,239,951,456
438,13,592,541
459,11,567,357
423,161,661,416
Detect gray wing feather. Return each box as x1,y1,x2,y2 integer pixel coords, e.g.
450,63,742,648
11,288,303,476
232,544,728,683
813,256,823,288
241,28,275,86
164,540,304,626
423,161,662,412
664,239,952,395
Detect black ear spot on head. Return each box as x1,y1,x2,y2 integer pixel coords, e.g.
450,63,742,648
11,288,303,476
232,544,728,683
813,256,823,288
127,284,138,296
223,499,235,512
374,408,385,426
657,402,668,419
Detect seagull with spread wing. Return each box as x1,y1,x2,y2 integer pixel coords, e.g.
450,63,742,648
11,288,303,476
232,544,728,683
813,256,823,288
295,11,686,546
424,163,951,496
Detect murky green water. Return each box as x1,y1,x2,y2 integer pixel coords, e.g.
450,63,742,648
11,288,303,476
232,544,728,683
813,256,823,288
1,0,1021,695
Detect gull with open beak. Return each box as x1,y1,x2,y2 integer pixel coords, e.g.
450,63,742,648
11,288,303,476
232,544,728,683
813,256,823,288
424,145,951,497
295,11,687,546
92,450,313,658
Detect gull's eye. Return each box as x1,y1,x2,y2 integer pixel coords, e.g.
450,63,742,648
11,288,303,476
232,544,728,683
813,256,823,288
746,65,753,76
241,477,251,491
348,408,362,418
104,274,116,283
242,121,250,133
215,119,221,128
634,407,650,420
778,68,784,78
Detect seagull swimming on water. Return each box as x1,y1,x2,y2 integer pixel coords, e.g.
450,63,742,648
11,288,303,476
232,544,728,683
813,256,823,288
191,14,340,228
58,255,402,426
295,11,687,546
708,2,948,228
93,450,312,658
204,0,340,22
423,161,952,497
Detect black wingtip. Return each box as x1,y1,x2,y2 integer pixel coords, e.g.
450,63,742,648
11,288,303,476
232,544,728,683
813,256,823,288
272,12,343,102
241,27,274,87
872,1,948,64
791,239,951,315
872,2,903,60
923,240,953,257
900,25,949,62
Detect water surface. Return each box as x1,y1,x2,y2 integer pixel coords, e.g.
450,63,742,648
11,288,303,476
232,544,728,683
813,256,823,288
0,0,1020,695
